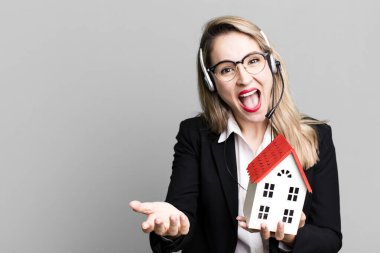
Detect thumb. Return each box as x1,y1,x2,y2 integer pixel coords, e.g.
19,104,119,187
299,212,306,228
129,200,154,215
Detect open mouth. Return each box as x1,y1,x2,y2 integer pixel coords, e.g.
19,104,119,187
238,88,262,113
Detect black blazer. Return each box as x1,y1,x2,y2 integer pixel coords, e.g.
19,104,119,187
150,116,342,253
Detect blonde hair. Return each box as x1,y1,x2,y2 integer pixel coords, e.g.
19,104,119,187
197,16,323,169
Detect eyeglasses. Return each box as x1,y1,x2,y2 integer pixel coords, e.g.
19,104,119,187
208,52,268,82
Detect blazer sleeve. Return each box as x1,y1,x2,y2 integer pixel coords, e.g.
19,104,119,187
293,125,342,253
150,118,202,253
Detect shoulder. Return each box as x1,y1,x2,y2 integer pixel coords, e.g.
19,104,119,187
178,115,214,135
311,123,333,147
309,123,336,170
176,115,218,143
301,115,333,146
179,115,208,129
314,123,332,138
174,116,216,155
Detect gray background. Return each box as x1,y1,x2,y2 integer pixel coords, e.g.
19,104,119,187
1,0,379,252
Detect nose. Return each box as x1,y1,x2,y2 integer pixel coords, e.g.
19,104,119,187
235,64,252,86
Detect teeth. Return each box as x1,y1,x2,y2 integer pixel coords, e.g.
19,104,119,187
239,90,257,98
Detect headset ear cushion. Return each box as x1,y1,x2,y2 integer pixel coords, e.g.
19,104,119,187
204,75,215,92
199,48,215,92
269,55,278,74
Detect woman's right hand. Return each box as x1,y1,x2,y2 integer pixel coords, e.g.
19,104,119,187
129,200,190,238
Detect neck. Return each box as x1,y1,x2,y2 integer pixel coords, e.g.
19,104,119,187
237,120,268,153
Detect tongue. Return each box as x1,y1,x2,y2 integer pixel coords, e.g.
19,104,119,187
241,92,259,109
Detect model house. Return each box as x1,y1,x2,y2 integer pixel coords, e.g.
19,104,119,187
243,134,312,235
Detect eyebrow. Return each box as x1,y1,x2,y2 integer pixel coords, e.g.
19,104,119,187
210,51,265,69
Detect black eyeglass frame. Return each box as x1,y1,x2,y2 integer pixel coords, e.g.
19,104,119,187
207,51,270,81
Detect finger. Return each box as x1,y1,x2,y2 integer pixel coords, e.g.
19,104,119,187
141,221,154,233
129,200,154,215
141,214,156,233
236,216,247,229
154,217,167,236
260,223,270,240
178,213,190,235
236,216,258,233
129,200,141,211
238,222,258,232
236,216,247,222
275,222,285,241
299,212,306,228
236,217,248,229
167,215,179,236
238,220,248,229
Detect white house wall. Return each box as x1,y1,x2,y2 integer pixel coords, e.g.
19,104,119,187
245,154,307,235
243,181,257,226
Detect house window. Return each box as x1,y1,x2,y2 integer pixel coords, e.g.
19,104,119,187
282,209,294,223
287,187,299,201
258,205,270,220
277,169,292,178
263,183,275,198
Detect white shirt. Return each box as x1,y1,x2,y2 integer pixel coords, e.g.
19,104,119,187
218,115,272,253
218,114,293,253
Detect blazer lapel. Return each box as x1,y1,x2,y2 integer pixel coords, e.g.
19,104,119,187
211,133,238,223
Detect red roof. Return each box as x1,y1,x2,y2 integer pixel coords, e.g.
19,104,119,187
246,134,312,193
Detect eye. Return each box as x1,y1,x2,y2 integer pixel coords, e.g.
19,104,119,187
247,56,261,65
249,58,259,64
220,67,235,75
215,62,236,76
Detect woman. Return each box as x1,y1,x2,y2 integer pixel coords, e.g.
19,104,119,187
130,16,342,253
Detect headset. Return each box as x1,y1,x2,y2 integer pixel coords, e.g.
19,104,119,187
199,30,284,119
199,48,216,92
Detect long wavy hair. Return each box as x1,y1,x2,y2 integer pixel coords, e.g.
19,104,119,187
197,16,323,169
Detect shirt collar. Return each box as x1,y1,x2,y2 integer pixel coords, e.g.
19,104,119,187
218,114,273,146
218,114,242,143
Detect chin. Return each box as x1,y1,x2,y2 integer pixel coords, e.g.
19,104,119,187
236,110,267,124
248,114,267,123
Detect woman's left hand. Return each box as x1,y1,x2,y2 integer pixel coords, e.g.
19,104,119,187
236,212,306,246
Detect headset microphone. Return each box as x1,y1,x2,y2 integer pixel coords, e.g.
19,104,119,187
265,61,284,119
